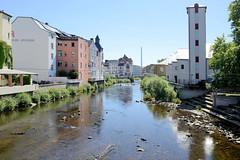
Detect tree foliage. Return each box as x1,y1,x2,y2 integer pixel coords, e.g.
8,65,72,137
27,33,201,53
58,70,68,77
0,41,13,69
157,58,166,64
209,1,240,89
68,70,79,79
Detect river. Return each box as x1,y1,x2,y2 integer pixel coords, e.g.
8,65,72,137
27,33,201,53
0,84,239,160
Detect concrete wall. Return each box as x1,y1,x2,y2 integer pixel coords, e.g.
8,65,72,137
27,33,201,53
178,89,207,99
0,84,39,96
216,96,240,107
177,60,189,84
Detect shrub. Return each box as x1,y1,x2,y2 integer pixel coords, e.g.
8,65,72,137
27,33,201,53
23,75,31,85
36,90,51,102
99,84,104,90
79,85,87,93
4,97,17,111
0,100,6,112
32,93,40,104
58,70,68,77
90,86,95,91
94,82,98,91
16,93,32,107
141,75,177,102
143,73,151,77
172,98,181,104
196,105,202,110
49,88,62,100
128,76,134,83
68,70,79,79
143,92,151,101
61,89,70,98
67,86,78,96
82,83,91,91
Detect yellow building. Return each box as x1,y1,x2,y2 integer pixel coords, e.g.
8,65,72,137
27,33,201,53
0,11,12,45
154,64,166,77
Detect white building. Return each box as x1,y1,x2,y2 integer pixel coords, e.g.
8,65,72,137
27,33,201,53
12,17,57,81
132,65,142,76
0,11,12,46
187,3,207,84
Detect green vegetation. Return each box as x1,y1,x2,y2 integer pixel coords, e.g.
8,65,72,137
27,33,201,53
0,82,102,113
0,41,13,69
209,0,240,89
157,58,166,64
143,73,151,78
104,76,131,87
68,70,79,79
16,93,32,107
196,105,202,110
23,75,31,85
141,75,178,102
58,70,68,77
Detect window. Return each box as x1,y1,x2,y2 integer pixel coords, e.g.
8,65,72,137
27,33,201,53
71,42,75,47
196,73,199,79
72,52,75,57
58,61,62,67
51,43,53,49
51,65,53,71
65,62,68,67
85,54,87,59
160,67,164,73
51,53,53,60
195,3,198,13
72,62,75,67
96,52,99,56
80,62,82,68
85,64,87,68
51,34,54,39
80,44,82,48
8,17,10,23
80,53,82,57
58,41,62,46
8,33,10,39
181,65,184,69
175,66,177,70
195,23,199,30
58,50,62,57
195,56,199,62
65,43,67,47
64,52,67,57
85,46,87,51
195,40,199,46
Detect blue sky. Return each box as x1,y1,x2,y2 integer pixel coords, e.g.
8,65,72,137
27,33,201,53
2,0,233,66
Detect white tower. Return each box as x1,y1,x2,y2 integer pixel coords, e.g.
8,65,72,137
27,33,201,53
187,3,207,84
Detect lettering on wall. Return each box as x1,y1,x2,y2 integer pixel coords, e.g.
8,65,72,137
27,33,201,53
12,39,35,42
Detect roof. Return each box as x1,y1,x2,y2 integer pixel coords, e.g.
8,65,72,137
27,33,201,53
0,11,12,17
176,48,189,60
0,69,38,75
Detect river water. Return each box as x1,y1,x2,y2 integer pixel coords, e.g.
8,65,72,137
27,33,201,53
0,84,240,160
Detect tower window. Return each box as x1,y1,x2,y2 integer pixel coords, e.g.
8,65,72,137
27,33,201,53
181,65,184,69
195,56,199,62
195,40,199,46
71,42,75,47
196,73,199,79
195,3,199,13
195,23,199,30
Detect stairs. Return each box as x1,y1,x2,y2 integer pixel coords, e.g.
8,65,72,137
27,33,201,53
185,93,240,127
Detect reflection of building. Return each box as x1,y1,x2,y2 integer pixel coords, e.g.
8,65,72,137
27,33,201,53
132,65,142,76
0,11,12,45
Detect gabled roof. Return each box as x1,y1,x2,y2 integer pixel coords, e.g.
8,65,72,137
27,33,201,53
0,11,12,17
176,48,189,60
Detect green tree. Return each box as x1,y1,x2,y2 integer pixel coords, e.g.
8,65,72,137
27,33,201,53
228,0,240,45
157,58,166,64
0,41,13,69
58,70,68,77
68,70,79,79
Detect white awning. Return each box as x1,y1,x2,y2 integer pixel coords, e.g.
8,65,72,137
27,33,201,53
0,69,38,75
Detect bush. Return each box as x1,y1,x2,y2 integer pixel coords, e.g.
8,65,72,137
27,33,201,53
16,93,32,107
79,85,87,93
94,82,98,91
23,75,31,85
68,70,79,79
36,90,51,102
49,88,62,100
99,84,104,90
143,92,151,101
90,86,95,91
128,76,134,83
67,86,78,96
0,100,6,112
58,70,68,77
3,97,17,111
172,98,181,104
82,83,91,91
141,75,177,102
32,93,40,104
61,89,70,98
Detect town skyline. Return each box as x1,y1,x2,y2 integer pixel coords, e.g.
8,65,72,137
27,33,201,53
1,0,233,67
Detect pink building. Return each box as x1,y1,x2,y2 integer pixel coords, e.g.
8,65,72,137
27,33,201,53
56,36,89,84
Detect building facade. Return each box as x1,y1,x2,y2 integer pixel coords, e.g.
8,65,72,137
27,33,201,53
0,11,12,45
12,17,57,80
187,3,207,84
56,36,89,83
118,55,133,76
132,65,142,76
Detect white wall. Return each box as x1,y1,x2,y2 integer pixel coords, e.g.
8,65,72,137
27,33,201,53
12,17,56,81
177,60,189,84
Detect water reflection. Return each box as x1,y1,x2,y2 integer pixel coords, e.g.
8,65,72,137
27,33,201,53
105,85,132,103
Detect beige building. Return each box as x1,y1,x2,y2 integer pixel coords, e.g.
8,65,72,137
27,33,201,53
0,11,12,45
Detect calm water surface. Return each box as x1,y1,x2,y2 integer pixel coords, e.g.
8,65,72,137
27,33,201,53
0,84,240,160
